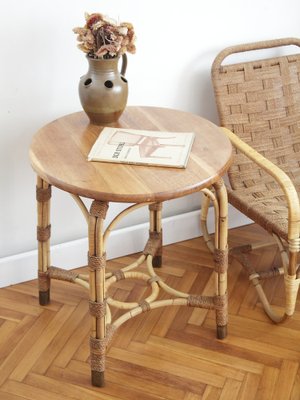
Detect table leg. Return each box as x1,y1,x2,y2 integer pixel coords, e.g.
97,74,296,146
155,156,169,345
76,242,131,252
88,200,109,387
36,176,51,306
212,180,228,339
149,203,163,268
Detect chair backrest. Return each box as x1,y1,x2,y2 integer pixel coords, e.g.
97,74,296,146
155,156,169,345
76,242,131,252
211,38,300,190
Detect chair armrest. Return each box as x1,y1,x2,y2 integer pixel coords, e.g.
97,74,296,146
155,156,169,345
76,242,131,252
221,127,300,241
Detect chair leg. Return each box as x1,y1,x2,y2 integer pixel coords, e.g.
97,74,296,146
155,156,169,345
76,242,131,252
213,180,228,339
149,203,163,268
36,177,51,306
230,237,300,323
88,200,109,387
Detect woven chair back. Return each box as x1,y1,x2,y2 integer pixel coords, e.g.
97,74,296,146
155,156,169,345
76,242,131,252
211,38,300,191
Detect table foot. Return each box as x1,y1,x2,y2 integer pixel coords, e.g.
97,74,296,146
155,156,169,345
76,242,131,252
152,255,162,268
91,371,105,387
217,325,227,340
39,289,50,306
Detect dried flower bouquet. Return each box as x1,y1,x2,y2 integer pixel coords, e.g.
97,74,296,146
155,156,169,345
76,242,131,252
73,12,136,59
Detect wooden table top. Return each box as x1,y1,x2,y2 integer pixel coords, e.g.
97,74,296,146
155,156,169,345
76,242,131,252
29,106,232,203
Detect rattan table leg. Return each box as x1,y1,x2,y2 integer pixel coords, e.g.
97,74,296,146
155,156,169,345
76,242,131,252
88,200,109,387
36,176,51,306
149,203,163,268
213,180,228,339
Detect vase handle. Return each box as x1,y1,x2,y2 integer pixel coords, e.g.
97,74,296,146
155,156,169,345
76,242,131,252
121,54,127,76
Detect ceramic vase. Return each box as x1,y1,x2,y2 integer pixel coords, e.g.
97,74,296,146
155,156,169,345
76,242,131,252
79,54,128,125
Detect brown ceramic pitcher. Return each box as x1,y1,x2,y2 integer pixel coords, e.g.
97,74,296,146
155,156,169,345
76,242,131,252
79,54,128,125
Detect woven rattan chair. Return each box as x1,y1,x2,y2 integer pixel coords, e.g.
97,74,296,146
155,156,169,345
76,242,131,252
211,38,300,323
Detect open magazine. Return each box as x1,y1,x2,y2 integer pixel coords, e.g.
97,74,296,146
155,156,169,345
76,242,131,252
88,127,195,168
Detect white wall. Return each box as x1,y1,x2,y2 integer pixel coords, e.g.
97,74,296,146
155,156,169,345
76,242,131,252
0,0,299,260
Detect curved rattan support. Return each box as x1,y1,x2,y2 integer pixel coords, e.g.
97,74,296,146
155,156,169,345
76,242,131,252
200,189,220,254
112,298,190,329
73,277,89,289
78,273,89,281
80,255,147,281
222,128,300,322
70,194,89,223
106,271,160,310
202,188,220,245
103,202,152,251
249,274,287,323
105,254,146,279
146,255,189,298
106,302,112,325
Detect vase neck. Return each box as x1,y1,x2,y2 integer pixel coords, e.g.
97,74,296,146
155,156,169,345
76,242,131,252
87,56,119,72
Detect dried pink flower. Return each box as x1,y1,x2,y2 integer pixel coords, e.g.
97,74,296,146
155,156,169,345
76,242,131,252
73,12,136,59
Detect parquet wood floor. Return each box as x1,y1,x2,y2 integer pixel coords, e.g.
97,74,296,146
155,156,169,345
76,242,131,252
0,223,300,399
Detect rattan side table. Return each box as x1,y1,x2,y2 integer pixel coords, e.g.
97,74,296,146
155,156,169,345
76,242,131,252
29,106,232,387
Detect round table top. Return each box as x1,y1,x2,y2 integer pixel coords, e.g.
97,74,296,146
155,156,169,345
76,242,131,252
29,106,232,203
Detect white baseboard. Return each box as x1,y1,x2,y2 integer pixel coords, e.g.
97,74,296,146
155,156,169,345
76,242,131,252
0,206,252,288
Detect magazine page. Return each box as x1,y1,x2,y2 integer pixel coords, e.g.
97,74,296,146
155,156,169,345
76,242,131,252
88,127,195,168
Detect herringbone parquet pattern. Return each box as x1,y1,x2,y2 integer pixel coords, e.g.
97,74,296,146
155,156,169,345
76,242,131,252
0,224,300,399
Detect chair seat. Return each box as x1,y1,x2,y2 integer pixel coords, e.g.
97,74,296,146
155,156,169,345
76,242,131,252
228,185,289,241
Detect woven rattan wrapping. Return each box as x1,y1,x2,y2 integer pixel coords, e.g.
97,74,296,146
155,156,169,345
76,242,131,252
112,269,125,281
48,266,79,283
89,324,116,373
36,186,51,202
139,300,151,312
90,201,109,219
89,300,107,318
187,295,214,309
88,253,106,271
214,293,228,326
214,248,228,274
37,225,51,242
149,202,162,212
212,38,300,241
